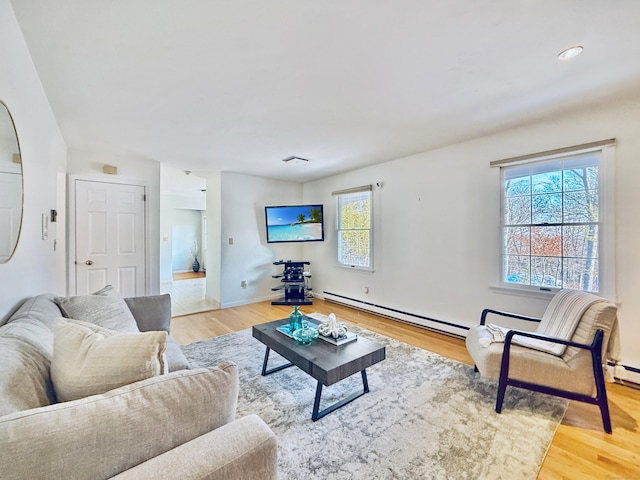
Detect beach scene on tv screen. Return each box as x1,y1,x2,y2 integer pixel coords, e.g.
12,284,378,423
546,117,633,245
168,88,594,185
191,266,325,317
266,205,323,242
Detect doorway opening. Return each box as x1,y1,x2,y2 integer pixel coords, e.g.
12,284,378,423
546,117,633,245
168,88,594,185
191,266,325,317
159,165,218,316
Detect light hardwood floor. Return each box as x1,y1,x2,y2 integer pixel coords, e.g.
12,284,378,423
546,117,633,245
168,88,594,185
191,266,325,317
170,299,640,479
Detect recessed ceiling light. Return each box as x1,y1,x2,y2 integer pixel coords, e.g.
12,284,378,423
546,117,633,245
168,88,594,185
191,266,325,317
558,46,583,60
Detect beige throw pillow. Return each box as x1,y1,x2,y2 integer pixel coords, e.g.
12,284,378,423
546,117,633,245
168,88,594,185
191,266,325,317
55,285,139,333
51,318,167,402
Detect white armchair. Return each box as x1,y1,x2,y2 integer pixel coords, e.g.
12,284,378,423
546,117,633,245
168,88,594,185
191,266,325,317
466,289,620,433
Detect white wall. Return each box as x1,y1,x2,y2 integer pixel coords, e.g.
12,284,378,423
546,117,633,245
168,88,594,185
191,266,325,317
66,148,161,294
303,94,640,374
220,172,303,308
0,0,67,320
204,172,222,304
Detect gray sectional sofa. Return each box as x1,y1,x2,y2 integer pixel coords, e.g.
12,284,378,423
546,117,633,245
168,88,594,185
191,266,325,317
0,291,277,480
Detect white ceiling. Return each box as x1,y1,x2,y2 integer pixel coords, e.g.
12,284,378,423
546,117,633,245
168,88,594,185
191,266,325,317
10,0,640,183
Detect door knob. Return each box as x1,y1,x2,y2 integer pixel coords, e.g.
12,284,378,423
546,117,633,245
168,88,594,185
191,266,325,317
85,260,94,265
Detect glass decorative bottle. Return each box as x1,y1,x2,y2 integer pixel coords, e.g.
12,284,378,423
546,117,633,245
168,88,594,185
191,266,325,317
288,305,303,334
293,320,319,344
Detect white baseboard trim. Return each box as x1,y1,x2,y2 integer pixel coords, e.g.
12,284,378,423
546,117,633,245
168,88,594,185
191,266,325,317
220,293,281,309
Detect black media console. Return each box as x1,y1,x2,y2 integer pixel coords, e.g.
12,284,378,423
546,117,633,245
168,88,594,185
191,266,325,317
271,260,313,305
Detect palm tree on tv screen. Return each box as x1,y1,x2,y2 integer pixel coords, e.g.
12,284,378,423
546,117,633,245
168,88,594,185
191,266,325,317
309,208,322,223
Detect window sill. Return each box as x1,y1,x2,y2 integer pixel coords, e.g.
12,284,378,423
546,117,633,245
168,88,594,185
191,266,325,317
489,284,557,301
337,264,374,274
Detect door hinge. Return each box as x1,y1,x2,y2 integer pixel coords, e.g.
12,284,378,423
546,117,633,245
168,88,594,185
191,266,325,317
143,194,147,201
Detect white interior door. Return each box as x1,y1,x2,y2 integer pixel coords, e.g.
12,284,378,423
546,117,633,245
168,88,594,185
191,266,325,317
75,179,146,296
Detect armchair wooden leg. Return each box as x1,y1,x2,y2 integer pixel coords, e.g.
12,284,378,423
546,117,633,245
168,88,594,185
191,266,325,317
592,353,613,434
495,341,512,414
598,395,612,434
495,376,507,413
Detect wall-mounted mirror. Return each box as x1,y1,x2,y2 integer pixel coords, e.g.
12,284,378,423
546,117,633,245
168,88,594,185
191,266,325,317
0,100,23,263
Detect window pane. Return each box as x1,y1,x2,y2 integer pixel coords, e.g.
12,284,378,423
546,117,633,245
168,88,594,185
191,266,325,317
338,230,370,267
531,162,562,194
504,227,530,255
563,257,599,292
532,193,562,223
504,197,531,225
563,225,599,259
531,256,562,287
503,255,530,284
563,155,599,191
563,190,598,223
339,195,370,229
504,174,531,197
531,226,561,256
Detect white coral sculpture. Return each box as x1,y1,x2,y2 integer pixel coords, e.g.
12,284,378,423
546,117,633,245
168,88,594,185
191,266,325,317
317,313,348,339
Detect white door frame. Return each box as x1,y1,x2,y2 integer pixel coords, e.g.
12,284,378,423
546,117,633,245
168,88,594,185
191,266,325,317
67,174,150,296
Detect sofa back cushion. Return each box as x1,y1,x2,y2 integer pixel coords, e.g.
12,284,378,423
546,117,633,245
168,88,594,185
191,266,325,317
0,330,57,416
0,295,61,415
55,285,139,333
124,294,171,333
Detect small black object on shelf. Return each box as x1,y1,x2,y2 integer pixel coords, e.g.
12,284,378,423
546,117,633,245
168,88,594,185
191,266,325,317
271,260,312,305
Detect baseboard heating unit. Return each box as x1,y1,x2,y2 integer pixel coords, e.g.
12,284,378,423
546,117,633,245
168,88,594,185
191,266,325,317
322,291,469,338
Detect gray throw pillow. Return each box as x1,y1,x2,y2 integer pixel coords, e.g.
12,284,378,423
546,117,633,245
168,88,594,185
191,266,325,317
55,285,139,333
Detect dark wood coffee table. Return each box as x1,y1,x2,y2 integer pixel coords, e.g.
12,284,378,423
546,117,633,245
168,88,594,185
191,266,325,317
252,318,386,421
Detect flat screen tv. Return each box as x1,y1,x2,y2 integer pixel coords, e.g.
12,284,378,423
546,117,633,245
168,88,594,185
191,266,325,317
265,204,324,243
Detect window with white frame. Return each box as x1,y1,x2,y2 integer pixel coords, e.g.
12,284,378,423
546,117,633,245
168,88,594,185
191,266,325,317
334,186,372,269
495,140,615,294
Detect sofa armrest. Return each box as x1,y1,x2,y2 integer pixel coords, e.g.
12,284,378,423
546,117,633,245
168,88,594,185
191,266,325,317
112,414,278,480
0,364,238,480
125,294,172,333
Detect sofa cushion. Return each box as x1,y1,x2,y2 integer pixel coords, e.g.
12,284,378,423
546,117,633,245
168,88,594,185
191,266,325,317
125,294,172,333
0,330,56,416
166,336,192,372
124,294,191,372
55,285,139,333
2,293,60,331
0,364,239,480
51,318,168,402
111,414,278,480
0,295,61,415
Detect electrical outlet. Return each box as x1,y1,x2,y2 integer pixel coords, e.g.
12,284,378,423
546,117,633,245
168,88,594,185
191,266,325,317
241,280,247,289
364,286,369,294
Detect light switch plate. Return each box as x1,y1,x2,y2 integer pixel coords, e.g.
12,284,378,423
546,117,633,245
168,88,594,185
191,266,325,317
42,213,48,240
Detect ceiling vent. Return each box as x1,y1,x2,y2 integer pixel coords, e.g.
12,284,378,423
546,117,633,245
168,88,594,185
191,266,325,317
281,156,310,164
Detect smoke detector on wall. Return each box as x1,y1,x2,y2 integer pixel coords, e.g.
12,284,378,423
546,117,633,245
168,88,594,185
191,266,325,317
281,156,311,164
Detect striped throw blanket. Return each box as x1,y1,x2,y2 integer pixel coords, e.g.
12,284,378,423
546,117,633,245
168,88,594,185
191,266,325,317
486,289,602,357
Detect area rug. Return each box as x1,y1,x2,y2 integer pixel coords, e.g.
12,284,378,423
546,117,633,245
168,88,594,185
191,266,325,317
181,324,566,480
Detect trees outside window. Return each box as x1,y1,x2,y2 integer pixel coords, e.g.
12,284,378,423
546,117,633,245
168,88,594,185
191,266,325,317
336,189,372,269
502,153,600,292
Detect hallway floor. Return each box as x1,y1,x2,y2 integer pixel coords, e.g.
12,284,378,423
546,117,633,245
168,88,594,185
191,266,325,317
160,272,219,317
